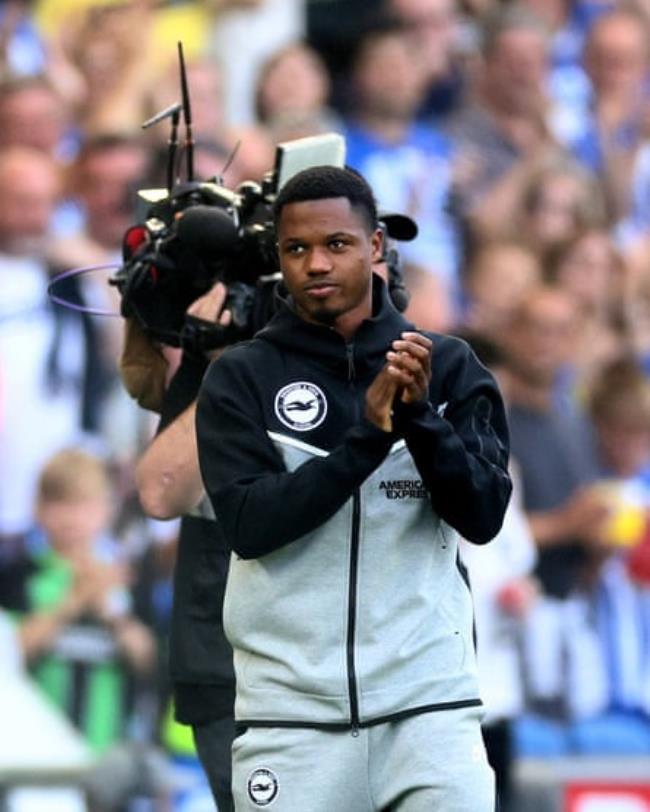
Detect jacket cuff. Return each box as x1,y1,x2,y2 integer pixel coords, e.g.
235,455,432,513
392,398,433,433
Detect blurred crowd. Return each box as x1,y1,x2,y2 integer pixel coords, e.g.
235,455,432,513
1,0,650,810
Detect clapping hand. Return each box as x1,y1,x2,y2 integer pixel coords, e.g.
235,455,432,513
366,332,432,431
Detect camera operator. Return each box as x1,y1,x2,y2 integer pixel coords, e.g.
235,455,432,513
124,280,239,811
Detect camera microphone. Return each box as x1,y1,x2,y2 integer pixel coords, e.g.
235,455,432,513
175,205,239,258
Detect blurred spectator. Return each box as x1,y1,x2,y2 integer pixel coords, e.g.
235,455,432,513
557,358,650,754
588,356,650,624
499,285,608,599
48,133,163,501
385,0,468,121
589,356,650,485
254,41,342,143
516,157,608,253
448,4,569,241
0,73,76,162
305,0,384,105
458,332,538,810
343,20,461,303
563,6,650,224
521,0,595,123
3,448,156,752
206,0,305,127
544,227,629,396
55,133,150,267
460,239,542,339
58,1,165,137
0,146,107,541
401,262,455,333
518,357,650,756
498,286,619,756
621,234,650,365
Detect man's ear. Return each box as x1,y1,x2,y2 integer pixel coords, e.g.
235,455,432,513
371,227,384,263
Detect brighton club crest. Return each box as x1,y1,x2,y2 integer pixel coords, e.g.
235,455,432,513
247,767,279,806
274,382,327,432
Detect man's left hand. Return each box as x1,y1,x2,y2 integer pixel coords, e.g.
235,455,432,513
386,332,432,404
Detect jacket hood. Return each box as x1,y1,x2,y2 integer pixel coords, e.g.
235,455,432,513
256,274,415,380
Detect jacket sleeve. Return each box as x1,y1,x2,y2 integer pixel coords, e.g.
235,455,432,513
196,352,394,559
393,336,512,544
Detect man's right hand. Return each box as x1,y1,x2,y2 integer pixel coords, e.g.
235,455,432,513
187,282,231,327
365,366,401,432
185,281,233,360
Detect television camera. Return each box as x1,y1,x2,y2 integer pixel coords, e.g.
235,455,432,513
109,44,414,355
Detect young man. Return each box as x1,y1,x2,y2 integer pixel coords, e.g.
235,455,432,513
196,165,512,810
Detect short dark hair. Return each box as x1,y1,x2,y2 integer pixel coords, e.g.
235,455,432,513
273,165,378,233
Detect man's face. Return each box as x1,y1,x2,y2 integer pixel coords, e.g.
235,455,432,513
484,29,548,114
0,86,66,154
77,145,148,249
37,496,111,559
507,290,576,386
389,0,457,79
0,152,59,255
586,16,649,98
353,32,427,120
277,197,382,338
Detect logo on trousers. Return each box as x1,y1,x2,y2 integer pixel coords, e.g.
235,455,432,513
247,767,279,806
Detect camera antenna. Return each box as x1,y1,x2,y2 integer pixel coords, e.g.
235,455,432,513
178,41,194,183
220,139,241,180
142,102,183,193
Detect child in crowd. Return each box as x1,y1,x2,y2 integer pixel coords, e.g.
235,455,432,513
11,448,156,754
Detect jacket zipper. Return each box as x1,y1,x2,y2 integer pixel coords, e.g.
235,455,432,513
345,341,361,734
347,489,361,734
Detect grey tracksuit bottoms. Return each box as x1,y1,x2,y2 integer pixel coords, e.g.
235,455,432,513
231,704,495,811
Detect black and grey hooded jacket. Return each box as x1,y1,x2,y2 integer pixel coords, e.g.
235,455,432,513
196,277,512,731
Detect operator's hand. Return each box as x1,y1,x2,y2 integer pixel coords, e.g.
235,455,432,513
187,281,231,325
185,281,233,360
386,332,432,404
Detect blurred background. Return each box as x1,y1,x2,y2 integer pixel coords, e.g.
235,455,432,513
1,1,650,810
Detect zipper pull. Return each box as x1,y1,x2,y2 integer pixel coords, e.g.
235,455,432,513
351,725,360,738
346,343,355,380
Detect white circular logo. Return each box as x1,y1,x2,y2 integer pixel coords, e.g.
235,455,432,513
274,382,327,432
247,767,279,806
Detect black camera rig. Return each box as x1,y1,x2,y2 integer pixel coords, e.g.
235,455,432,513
109,43,413,354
